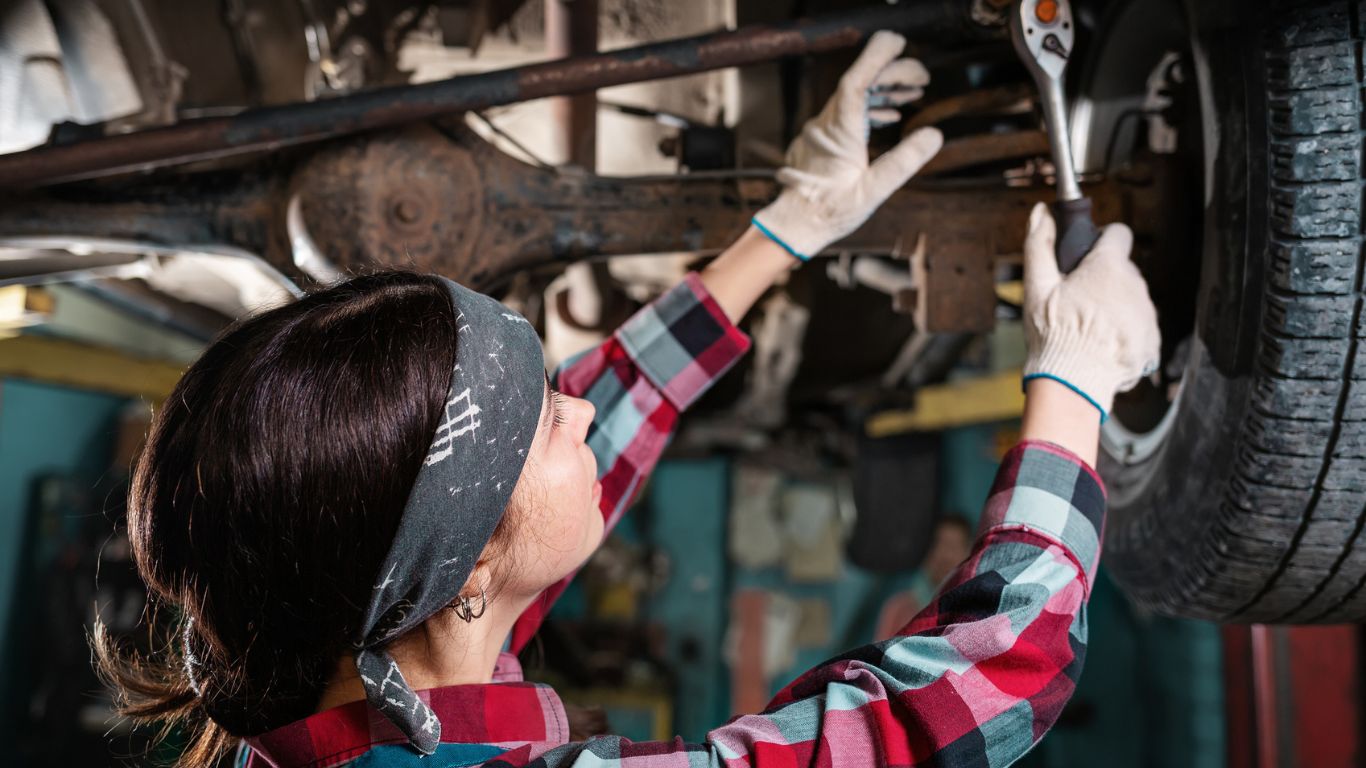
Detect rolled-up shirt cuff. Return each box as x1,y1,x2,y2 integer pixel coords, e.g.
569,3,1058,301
614,272,752,411
978,440,1108,591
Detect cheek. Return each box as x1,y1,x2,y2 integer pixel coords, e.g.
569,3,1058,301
545,442,600,539
505,440,602,590
545,438,593,495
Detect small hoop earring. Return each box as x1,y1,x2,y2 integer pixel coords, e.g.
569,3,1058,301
452,589,487,622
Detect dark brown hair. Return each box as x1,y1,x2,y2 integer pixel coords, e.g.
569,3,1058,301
93,271,466,765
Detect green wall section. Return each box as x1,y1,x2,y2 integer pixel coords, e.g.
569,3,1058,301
0,379,128,742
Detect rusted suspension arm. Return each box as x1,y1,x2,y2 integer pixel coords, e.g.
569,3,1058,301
0,1,999,189
0,125,1125,299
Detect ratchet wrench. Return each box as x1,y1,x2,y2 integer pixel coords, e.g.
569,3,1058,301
1010,0,1099,272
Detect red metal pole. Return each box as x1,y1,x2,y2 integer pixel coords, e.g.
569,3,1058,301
1285,626,1360,767
1223,625,1257,768
1225,624,1361,768
1250,625,1282,768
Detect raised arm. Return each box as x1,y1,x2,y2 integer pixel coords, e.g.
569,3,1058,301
509,31,942,652
497,440,1104,768
701,30,941,325
508,273,750,653
496,170,1162,768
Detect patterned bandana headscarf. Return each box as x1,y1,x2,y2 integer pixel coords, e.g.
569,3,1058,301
353,276,544,754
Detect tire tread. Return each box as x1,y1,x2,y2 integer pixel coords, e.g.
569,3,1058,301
1221,0,1366,622
1114,0,1366,623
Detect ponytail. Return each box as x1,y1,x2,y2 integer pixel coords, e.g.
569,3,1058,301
91,616,234,767
91,271,462,763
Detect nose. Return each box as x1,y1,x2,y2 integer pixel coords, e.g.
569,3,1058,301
569,395,595,441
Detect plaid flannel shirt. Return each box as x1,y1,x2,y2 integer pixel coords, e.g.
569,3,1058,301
244,274,1107,768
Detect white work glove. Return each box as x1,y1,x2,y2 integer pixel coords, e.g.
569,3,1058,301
753,31,943,261
1023,202,1162,420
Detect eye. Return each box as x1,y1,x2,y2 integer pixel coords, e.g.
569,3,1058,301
551,389,568,427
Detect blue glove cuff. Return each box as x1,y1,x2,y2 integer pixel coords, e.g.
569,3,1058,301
1022,373,1108,423
751,216,810,263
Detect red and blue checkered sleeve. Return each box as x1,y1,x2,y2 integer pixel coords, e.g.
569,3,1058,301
744,439,1104,766
508,273,750,654
499,441,1106,768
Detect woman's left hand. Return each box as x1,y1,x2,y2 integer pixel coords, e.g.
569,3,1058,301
753,30,943,262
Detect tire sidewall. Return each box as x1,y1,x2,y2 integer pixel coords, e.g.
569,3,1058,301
1095,0,1269,614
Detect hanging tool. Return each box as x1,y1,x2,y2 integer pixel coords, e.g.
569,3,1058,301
1010,0,1099,272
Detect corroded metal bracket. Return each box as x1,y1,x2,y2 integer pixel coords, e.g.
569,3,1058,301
0,125,1120,284
0,124,1131,329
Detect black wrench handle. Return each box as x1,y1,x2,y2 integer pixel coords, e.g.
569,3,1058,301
1054,197,1101,273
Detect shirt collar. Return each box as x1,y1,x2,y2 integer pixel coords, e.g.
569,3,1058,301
245,654,568,768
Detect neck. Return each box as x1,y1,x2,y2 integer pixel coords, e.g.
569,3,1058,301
316,591,528,714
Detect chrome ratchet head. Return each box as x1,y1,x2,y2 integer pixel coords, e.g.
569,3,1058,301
1009,0,1076,86
1010,0,1097,273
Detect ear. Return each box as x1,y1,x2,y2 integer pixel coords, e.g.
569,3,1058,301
462,559,495,600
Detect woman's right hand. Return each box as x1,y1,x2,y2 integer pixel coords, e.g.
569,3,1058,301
1021,202,1161,422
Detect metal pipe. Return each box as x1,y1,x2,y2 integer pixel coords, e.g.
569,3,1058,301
0,0,992,188
545,0,599,169
1040,82,1082,201
547,0,610,329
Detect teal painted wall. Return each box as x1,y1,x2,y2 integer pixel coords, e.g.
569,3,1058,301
941,424,1225,767
0,378,128,740
1020,569,1225,768
0,382,1230,763
643,459,732,740
634,425,1227,764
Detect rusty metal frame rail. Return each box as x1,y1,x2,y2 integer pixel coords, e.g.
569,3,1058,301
0,122,1134,304
0,1,999,188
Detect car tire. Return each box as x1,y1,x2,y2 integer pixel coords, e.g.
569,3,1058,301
1098,0,1366,623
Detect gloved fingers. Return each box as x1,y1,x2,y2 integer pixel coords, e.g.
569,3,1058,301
1117,349,1162,393
1139,303,1163,379
1122,332,1163,386
869,87,925,109
1117,286,1164,393
868,89,924,112
864,60,928,128
775,166,811,190
777,165,839,189
868,108,903,128
840,31,908,93
861,126,943,202
1115,373,1143,394
1079,222,1135,268
1023,202,1061,299
870,58,931,95
867,89,923,133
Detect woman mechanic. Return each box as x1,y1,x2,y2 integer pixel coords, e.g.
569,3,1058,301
97,32,1159,768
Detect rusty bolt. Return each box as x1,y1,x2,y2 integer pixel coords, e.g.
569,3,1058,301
394,199,422,223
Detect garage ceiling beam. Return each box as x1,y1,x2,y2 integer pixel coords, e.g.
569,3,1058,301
0,334,182,401
864,368,1025,436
